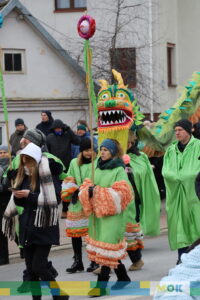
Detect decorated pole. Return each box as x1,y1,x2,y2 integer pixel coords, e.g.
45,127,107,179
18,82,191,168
77,15,96,182
0,15,12,167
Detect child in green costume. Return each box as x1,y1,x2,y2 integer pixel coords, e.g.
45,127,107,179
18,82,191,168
61,137,99,273
79,139,133,295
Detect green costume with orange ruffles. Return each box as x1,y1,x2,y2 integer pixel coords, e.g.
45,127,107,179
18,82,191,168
62,158,97,238
79,158,133,269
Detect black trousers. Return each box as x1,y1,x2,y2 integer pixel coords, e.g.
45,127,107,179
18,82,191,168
127,248,142,263
62,202,70,213
0,215,9,264
24,244,56,296
72,237,82,256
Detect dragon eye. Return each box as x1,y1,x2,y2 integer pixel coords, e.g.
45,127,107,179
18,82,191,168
116,91,126,99
101,93,109,100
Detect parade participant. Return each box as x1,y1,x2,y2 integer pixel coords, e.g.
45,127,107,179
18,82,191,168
125,131,161,270
3,143,68,300
162,119,200,264
62,137,99,273
9,118,27,156
46,119,80,218
79,139,133,296
71,124,91,159
46,119,80,171
36,110,54,136
0,145,11,265
5,129,63,293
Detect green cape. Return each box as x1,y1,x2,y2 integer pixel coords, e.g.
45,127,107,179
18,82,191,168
162,136,200,250
129,152,161,236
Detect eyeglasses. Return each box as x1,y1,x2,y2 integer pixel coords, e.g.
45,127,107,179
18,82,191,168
0,151,7,154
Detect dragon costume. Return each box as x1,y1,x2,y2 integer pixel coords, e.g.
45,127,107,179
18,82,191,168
97,69,144,153
96,70,200,156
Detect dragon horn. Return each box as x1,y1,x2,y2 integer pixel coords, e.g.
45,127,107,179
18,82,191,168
98,79,109,90
112,69,124,86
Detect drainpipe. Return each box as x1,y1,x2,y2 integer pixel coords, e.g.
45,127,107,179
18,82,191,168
149,0,154,121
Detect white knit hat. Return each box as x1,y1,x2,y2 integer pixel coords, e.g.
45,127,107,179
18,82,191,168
20,142,42,164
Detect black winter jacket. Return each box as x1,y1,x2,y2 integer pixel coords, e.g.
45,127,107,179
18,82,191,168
46,124,80,170
11,159,62,247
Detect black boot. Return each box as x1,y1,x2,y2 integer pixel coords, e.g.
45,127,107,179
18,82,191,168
89,266,110,297
87,261,99,272
53,296,69,300
111,263,131,290
47,261,59,278
88,273,110,297
66,254,84,273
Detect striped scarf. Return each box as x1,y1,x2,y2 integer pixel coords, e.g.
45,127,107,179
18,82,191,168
3,155,58,240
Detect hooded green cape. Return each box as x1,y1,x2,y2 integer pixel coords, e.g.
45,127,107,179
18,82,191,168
162,136,200,250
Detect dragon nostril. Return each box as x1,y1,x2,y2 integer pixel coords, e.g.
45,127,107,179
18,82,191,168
105,100,116,108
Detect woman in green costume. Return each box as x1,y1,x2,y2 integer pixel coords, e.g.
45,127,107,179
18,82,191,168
162,119,200,263
79,138,133,296
124,132,160,271
61,137,99,273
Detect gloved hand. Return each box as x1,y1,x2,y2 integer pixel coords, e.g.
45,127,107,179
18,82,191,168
88,186,95,198
71,189,79,205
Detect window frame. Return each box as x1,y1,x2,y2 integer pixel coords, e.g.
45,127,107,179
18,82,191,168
2,49,26,74
110,47,137,88
54,0,86,12
167,42,177,87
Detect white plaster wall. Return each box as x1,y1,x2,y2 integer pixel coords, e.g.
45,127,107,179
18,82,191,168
152,0,178,112
19,0,152,112
177,0,200,84
1,10,88,99
17,0,200,115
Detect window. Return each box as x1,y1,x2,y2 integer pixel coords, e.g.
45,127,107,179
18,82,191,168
167,43,176,87
2,49,25,73
55,0,86,12
110,48,136,88
0,123,6,145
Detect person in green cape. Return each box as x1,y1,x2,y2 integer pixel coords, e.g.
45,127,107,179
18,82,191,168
79,138,133,296
162,119,200,264
61,137,99,273
123,131,161,271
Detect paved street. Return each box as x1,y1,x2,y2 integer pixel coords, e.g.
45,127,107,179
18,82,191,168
0,232,177,300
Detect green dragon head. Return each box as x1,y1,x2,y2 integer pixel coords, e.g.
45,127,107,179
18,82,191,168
97,69,143,152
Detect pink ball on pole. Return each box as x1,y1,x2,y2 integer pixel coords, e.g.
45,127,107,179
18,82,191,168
77,15,96,39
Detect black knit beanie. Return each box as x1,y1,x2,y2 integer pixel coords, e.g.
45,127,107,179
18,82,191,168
15,118,24,126
174,119,192,134
80,138,92,152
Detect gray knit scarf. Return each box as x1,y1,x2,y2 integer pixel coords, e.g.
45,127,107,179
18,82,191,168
3,155,58,240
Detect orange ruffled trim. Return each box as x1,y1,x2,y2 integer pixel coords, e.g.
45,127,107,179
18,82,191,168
127,240,144,251
67,211,87,221
85,236,127,251
79,179,93,217
126,222,141,233
87,252,127,269
111,180,133,211
93,185,117,217
61,187,78,202
63,176,76,183
66,228,88,238
79,179,132,218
